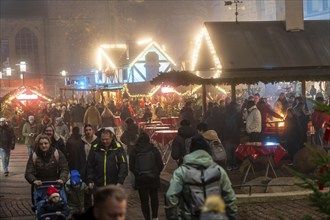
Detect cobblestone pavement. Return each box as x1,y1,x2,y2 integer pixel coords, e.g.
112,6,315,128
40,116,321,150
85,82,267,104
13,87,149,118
1,144,328,220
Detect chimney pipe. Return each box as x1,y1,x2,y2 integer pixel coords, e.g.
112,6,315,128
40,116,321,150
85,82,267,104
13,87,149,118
285,0,304,31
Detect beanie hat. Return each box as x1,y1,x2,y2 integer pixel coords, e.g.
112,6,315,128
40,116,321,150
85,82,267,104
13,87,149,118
28,115,35,121
190,135,210,154
47,185,60,199
70,170,81,185
0,117,6,122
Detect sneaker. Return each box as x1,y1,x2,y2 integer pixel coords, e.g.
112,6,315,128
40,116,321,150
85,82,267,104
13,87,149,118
4,172,9,177
226,166,232,171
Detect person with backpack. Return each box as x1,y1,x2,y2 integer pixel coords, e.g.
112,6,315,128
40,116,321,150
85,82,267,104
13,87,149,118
25,134,69,210
129,132,164,220
171,119,196,166
201,130,227,166
165,135,237,220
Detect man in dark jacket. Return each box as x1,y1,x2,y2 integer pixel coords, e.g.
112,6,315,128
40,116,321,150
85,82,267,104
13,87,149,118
129,132,164,220
70,103,85,134
0,118,16,176
171,119,196,166
87,128,128,189
71,185,127,220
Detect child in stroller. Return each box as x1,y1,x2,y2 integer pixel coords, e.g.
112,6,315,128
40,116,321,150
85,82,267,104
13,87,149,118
34,181,70,220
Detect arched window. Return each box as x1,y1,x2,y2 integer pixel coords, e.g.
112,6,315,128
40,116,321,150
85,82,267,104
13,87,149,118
15,28,39,74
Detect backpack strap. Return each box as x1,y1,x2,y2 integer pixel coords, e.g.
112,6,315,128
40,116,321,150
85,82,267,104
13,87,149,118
32,149,59,166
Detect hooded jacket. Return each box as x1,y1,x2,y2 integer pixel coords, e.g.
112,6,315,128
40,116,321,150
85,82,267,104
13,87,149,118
129,142,164,189
245,106,262,134
87,140,128,186
171,125,196,165
0,123,15,150
25,146,69,184
165,150,237,220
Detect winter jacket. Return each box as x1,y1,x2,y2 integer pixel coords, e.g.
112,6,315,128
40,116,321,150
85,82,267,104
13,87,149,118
180,107,196,128
71,207,97,220
25,147,69,184
312,110,330,130
66,134,85,171
71,105,85,123
120,123,139,154
80,135,99,181
200,212,229,220
83,106,101,127
165,150,237,220
37,198,70,219
245,106,262,134
0,124,16,151
87,140,128,186
65,180,88,214
129,142,164,189
22,122,38,146
171,125,196,165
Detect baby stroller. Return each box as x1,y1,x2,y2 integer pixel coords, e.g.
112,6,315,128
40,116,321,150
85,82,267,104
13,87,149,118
34,181,68,220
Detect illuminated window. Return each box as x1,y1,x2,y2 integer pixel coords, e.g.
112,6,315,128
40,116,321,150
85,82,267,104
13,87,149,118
15,28,39,74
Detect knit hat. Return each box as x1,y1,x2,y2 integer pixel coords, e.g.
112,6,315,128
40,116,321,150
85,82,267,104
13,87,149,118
0,117,6,122
190,135,210,153
70,170,81,185
202,130,219,142
28,115,35,121
47,185,60,199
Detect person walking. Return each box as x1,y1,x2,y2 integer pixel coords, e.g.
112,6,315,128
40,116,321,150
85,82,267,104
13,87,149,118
87,128,128,188
71,103,85,134
66,127,85,171
120,117,139,155
171,119,196,166
0,117,16,176
22,115,38,156
165,135,237,220
129,132,164,220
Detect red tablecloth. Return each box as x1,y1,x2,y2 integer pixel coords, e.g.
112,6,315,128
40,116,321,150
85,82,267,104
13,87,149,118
151,130,178,146
235,142,286,165
160,117,180,127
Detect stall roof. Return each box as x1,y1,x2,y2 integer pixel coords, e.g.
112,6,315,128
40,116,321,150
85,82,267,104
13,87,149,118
194,20,330,84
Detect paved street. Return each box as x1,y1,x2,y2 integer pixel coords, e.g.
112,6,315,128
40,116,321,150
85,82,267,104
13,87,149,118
0,144,328,220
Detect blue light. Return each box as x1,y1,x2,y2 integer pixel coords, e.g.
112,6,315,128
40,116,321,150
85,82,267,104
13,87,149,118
264,142,278,146
79,81,85,86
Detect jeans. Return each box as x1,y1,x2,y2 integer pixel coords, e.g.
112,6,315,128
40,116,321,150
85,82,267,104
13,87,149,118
0,147,10,173
27,145,33,157
138,188,159,220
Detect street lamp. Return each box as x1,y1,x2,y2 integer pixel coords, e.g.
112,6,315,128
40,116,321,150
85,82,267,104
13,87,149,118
6,67,12,87
60,70,67,77
19,61,27,86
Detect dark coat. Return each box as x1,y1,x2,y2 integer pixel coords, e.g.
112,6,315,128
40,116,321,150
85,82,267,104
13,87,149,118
37,199,70,219
71,207,96,220
52,136,67,158
171,125,196,165
120,123,139,155
283,115,303,159
65,134,85,172
87,140,128,186
25,147,69,184
0,124,16,151
70,105,85,123
129,142,164,189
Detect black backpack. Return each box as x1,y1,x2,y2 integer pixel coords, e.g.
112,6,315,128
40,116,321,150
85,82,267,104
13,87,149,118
182,163,221,218
135,151,158,182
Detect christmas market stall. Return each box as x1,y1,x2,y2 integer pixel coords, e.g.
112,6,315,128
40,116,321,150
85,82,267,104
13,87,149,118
0,86,53,119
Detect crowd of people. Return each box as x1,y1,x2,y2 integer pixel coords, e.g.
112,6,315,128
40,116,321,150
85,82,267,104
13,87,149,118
0,88,330,220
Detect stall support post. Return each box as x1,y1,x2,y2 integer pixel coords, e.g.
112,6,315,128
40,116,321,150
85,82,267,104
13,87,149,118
231,83,236,102
202,84,207,115
301,80,306,101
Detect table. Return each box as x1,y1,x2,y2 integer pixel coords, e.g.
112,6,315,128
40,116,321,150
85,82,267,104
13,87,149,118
151,130,178,165
160,117,180,128
143,126,170,135
138,121,163,129
235,142,286,183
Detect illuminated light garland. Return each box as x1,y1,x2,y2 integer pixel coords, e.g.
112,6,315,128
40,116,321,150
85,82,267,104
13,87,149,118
191,27,222,76
3,86,52,105
129,41,177,68
120,84,227,98
99,48,116,69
